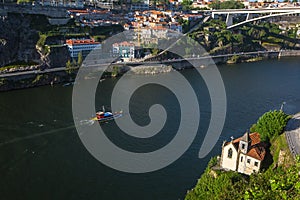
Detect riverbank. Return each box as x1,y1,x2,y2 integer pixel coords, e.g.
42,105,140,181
223,50,300,65
0,70,76,92
128,65,173,75
0,50,300,92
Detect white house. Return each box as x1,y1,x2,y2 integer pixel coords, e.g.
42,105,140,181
112,41,136,59
220,132,266,175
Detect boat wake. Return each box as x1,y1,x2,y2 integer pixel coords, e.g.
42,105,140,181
0,125,75,147
0,112,120,147
79,119,95,126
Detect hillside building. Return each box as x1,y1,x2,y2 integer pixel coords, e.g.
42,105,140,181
220,132,266,175
65,39,101,58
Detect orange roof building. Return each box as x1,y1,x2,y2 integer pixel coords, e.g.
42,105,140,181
220,132,267,175
66,39,101,58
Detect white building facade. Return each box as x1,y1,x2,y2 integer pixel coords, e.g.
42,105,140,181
66,39,101,58
220,132,266,175
112,41,136,59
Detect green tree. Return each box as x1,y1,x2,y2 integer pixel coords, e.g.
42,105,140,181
152,48,159,55
185,47,192,56
209,0,245,9
132,0,143,3
72,59,77,67
67,59,72,66
77,51,83,66
233,34,244,44
111,66,120,77
65,60,72,74
17,0,33,4
182,0,192,10
209,0,221,9
250,110,291,141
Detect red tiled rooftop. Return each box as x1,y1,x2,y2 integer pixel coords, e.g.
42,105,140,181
68,9,88,13
232,132,261,147
153,26,167,30
113,41,135,47
92,10,110,14
247,146,266,161
66,39,100,45
229,132,266,161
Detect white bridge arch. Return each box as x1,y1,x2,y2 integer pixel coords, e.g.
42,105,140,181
210,7,300,29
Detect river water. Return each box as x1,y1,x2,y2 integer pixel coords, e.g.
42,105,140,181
0,57,300,200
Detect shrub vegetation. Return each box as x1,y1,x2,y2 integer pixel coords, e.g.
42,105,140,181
250,110,291,142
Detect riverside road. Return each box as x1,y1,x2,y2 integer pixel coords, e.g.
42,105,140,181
285,113,300,157
0,50,283,78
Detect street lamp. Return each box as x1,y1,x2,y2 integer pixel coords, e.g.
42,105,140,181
280,101,286,111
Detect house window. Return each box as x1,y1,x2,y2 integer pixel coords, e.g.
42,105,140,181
242,143,245,149
240,156,243,162
247,159,251,164
227,148,233,158
254,161,258,167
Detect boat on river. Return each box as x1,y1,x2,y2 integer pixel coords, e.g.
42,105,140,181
91,106,122,122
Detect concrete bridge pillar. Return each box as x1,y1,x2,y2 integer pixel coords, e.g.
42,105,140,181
246,13,253,21
226,13,233,27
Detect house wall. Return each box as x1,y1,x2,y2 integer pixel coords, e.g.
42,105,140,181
237,154,261,175
221,143,238,171
67,43,101,58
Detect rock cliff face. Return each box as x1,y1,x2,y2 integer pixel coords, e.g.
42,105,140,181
0,13,70,68
39,46,70,68
0,13,40,66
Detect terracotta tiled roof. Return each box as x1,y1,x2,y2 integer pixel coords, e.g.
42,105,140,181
150,10,162,15
92,10,109,14
68,9,88,13
113,41,135,47
226,132,266,161
153,26,167,30
66,39,100,45
235,132,260,146
247,145,266,161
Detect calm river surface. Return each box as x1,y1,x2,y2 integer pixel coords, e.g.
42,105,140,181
0,57,300,200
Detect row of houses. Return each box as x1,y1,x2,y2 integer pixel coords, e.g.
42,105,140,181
64,9,204,59
125,10,181,32
67,9,126,27
38,0,84,8
128,9,202,31
35,0,300,10
123,10,203,45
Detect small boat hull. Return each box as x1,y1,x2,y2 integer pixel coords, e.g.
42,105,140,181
91,112,122,122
